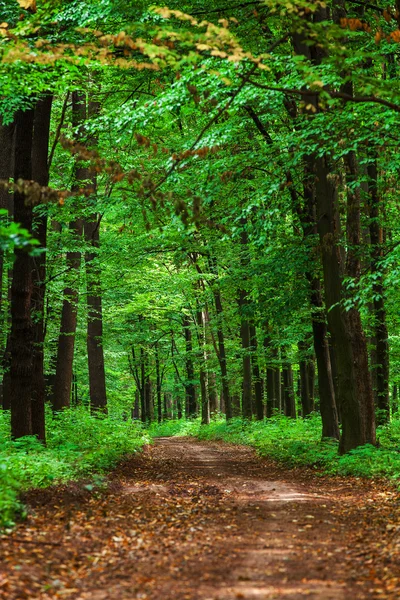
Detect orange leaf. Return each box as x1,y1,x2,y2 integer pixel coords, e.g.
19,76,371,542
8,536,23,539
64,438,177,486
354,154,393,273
17,0,37,11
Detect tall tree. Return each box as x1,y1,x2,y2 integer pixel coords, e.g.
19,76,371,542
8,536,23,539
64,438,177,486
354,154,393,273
10,106,35,438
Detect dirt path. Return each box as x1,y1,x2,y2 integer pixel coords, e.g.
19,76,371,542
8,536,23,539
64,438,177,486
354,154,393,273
0,438,399,600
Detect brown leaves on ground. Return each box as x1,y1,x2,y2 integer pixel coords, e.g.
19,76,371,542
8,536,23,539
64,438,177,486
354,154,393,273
0,439,399,599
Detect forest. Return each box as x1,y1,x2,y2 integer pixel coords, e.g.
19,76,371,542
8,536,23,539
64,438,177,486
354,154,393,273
0,0,400,598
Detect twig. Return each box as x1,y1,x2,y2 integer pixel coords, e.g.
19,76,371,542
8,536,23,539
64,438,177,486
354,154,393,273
2,537,62,547
48,92,70,171
244,80,400,113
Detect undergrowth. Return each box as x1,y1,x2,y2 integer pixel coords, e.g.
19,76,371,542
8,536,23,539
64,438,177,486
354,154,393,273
2,411,399,528
148,414,400,480
0,408,149,528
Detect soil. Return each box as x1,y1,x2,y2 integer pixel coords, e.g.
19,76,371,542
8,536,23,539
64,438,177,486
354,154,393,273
0,437,399,600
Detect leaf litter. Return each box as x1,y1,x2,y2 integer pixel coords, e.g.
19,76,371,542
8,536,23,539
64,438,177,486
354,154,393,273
0,438,398,599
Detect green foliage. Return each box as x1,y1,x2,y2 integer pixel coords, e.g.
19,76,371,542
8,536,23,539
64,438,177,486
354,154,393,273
0,209,41,253
149,416,400,481
0,408,149,528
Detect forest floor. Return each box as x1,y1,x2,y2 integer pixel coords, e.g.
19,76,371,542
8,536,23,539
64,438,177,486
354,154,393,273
0,438,399,600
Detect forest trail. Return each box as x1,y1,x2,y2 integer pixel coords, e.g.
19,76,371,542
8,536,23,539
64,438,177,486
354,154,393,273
0,438,399,600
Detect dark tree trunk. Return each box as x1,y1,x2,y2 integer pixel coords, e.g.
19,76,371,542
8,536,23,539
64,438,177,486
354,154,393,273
307,357,315,407
155,342,162,423
0,120,15,410
183,315,197,417
84,99,107,415
239,226,253,419
145,375,152,423
0,120,14,325
367,158,390,424
274,363,281,414
298,154,339,437
10,107,35,438
140,346,146,422
85,216,107,415
52,92,88,411
315,155,376,453
209,256,232,419
265,365,275,418
196,308,210,425
163,392,168,420
208,371,218,415
240,292,252,419
30,94,52,441
52,219,82,411
298,341,313,417
249,323,264,420
282,354,296,419
310,279,340,438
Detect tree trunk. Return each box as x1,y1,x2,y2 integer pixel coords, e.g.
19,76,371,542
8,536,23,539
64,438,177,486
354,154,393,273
367,158,390,424
240,291,252,419
209,256,232,419
183,315,197,417
298,341,313,417
132,389,140,420
84,99,107,415
315,155,376,453
155,341,162,423
307,357,315,407
282,353,296,419
52,92,88,411
30,94,52,441
310,279,340,438
0,120,15,410
10,107,35,438
85,216,107,414
274,363,281,414
196,308,210,425
145,375,152,423
52,219,82,411
249,323,264,420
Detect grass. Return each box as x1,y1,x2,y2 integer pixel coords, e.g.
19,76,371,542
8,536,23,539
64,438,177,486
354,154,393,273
148,413,400,480
0,407,149,527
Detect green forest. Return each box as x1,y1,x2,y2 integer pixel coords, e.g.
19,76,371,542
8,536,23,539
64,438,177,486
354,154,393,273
0,0,400,598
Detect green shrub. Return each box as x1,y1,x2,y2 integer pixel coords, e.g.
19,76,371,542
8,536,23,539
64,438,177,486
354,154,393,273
0,408,149,528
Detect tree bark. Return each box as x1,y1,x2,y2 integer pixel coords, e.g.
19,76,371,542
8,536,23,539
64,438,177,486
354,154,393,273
209,256,232,419
315,155,376,453
196,307,210,425
367,158,390,424
10,107,35,438
282,351,296,418
84,99,107,415
155,341,162,423
52,91,86,410
249,323,264,420
0,120,15,410
183,315,197,417
85,215,107,415
239,226,252,419
298,341,313,417
30,94,52,441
